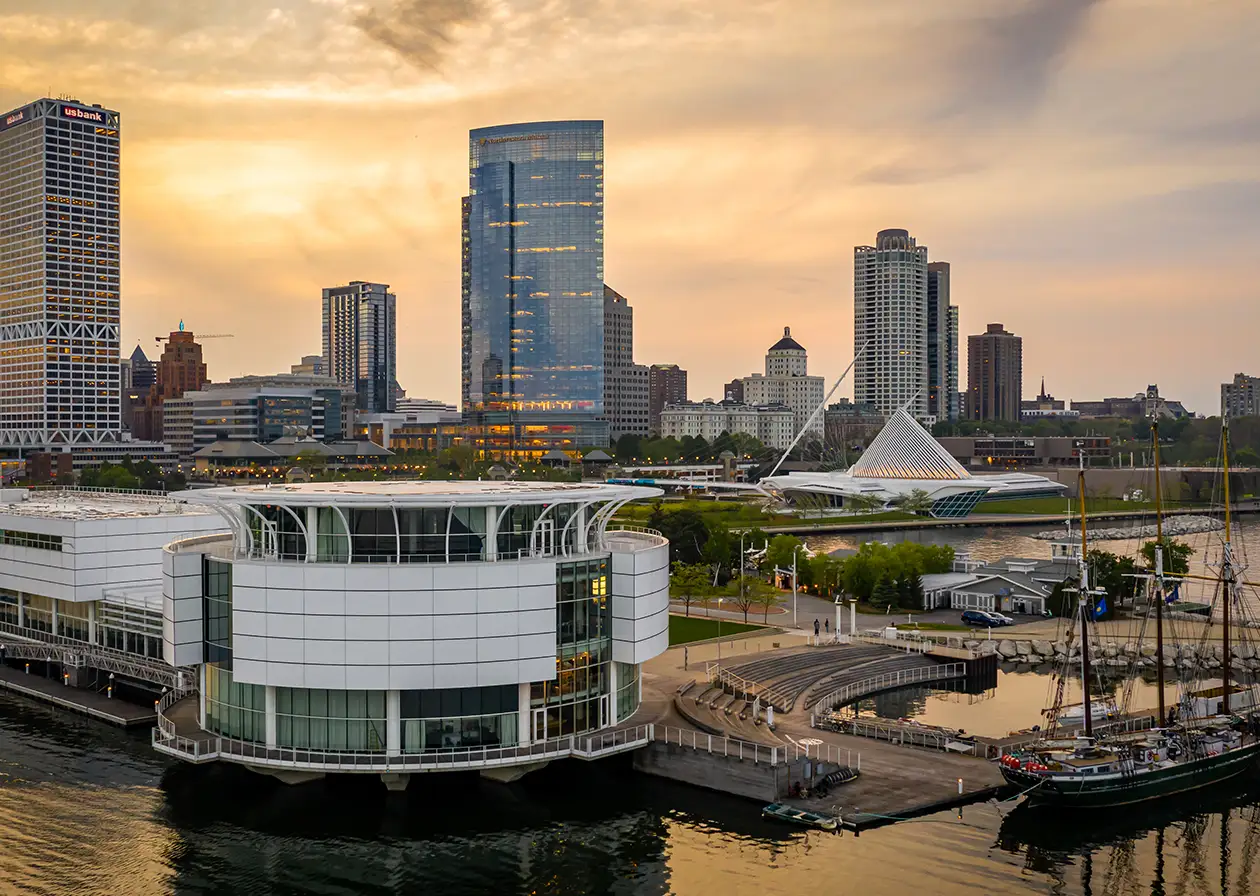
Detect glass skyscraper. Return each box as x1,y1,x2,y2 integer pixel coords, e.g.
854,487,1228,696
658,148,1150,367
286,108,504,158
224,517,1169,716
463,120,607,455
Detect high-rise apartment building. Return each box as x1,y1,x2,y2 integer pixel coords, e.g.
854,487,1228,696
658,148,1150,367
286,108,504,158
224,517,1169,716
926,262,960,422
1222,373,1260,419
854,229,930,420
322,280,396,414
947,305,961,421
648,364,688,435
966,323,1023,422
0,98,122,448
740,327,825,442
463,120,608,452
602,285,649,439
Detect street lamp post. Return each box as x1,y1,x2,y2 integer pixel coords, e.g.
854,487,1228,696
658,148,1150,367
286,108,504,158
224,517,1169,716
716,597,724,664
791,545,807,629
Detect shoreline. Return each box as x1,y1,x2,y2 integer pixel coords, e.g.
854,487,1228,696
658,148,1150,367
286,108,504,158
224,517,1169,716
745,504,1260,537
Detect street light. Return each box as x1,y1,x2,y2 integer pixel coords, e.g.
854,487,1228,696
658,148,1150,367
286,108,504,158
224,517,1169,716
716,597,724,664
791,544,808,629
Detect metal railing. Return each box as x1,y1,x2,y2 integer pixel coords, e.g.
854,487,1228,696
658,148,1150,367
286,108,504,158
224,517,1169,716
810,662,967,719
0,622,187,687
650,724,780,765
705,662,793,712
153,705,655,772
27,485,170,498
820,716,978,756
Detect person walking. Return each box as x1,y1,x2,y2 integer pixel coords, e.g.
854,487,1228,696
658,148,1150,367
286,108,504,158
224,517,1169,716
824,618,830,635
813,618,820,637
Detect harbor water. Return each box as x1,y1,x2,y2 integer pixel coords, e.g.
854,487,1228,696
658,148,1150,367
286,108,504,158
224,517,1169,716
3,520,1260,895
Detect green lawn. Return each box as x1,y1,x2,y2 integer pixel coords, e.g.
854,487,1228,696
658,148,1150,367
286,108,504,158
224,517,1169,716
668,614,764,645
895,622,973,632
977,497,1168,514
615,498,917,529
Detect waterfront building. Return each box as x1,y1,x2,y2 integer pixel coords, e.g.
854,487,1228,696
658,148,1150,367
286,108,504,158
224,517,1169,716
0,97,122,449
0,488,225,677
739,327,825,444
603,286,650,439
322,281,397,414
761,408,1066,517
853,229,930,420
190,437,392,473
356,399,463,452
937,435,1110,468
926,263,960,422
648,365,688,435
658,400,794,450
921,552,1076,615
153,480,668,787
463,121,608,452
966,323,1023,423
1221,373,1260,419
162,377,355,461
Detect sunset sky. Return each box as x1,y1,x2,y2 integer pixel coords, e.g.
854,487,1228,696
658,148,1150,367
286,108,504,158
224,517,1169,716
2,0,1257,415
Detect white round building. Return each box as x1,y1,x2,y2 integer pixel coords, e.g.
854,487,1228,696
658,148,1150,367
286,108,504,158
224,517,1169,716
154,480,668,788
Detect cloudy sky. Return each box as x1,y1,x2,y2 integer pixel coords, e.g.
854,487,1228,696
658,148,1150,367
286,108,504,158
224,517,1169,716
3,0,1257,414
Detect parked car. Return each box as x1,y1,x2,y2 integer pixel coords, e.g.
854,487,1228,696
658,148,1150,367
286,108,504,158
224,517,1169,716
961,610,1000,627
989,612,1015,626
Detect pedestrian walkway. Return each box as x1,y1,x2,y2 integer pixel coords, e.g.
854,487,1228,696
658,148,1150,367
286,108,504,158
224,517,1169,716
0,664,156,727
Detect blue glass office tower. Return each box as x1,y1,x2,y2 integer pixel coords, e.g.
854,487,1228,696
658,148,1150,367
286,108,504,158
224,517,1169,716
463,120,607,456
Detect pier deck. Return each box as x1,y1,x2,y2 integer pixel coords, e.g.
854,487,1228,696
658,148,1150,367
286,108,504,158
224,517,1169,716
0,665,156,727
641,632,1008,829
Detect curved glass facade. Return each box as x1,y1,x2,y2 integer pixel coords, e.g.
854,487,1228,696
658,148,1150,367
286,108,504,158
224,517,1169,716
530,557,612,739
465,121,605,423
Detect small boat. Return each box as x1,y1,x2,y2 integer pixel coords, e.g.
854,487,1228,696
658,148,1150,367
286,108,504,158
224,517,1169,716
762,802,839,830
1043,700,1121,726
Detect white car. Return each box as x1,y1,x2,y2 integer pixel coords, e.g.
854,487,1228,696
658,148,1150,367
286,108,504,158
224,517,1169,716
989,612,1015,626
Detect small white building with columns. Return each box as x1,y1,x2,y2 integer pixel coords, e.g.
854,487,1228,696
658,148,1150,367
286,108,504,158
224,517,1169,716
154,480,670,788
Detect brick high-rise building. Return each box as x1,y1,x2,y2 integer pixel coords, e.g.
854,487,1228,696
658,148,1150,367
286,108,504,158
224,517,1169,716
966,323,1023,422
648,364,687,435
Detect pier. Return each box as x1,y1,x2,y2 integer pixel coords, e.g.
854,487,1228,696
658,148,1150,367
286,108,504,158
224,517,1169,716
634,628,1008,829
0,664,157,727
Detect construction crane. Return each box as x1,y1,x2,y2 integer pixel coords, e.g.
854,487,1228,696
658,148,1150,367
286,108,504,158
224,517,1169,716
154,320,234,343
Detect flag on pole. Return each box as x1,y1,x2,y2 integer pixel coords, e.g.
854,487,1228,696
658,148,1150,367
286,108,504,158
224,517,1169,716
1166,583,1180,605
1093,597,1108,620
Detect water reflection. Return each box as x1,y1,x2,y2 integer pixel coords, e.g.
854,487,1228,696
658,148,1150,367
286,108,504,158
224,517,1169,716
996,780,1260,896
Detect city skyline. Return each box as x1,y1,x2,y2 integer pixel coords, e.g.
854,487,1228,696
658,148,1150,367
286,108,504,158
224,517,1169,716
0,1,1256,416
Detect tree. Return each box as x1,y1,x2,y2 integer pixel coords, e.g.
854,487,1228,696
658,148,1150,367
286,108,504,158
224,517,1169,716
1087,549,1140,604
748,579,781,623
670,562,710,617
763,534,804,576
894,573,924,610
1140,538,1194,576
294,448,327,476
701,524,735,584
892,489,934,514
614,433,641,461
844,493,885,515
650,508,710,565
729,578,770,623
869,576,900,612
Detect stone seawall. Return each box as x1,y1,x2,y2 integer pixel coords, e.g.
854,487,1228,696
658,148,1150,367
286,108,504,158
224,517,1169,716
966,636,1260,671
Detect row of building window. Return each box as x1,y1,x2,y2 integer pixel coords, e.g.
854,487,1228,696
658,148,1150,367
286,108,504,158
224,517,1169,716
0,529,63,551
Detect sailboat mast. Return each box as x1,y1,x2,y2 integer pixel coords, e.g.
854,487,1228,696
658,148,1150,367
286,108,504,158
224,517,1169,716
1078,458,1094,737
1152,418,1167,727
1222,417,1233,714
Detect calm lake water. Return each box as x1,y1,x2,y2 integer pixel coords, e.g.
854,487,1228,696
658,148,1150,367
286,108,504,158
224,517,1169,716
3,520,1260,895
3,686,1260,896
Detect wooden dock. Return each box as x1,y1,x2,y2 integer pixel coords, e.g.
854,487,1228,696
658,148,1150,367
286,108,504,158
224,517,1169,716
0,665,157,728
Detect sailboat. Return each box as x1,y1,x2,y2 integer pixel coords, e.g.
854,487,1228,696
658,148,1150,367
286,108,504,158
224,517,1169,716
1000,417,1260,808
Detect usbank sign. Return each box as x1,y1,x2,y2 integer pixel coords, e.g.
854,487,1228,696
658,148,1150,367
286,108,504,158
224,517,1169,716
62,105,105,123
